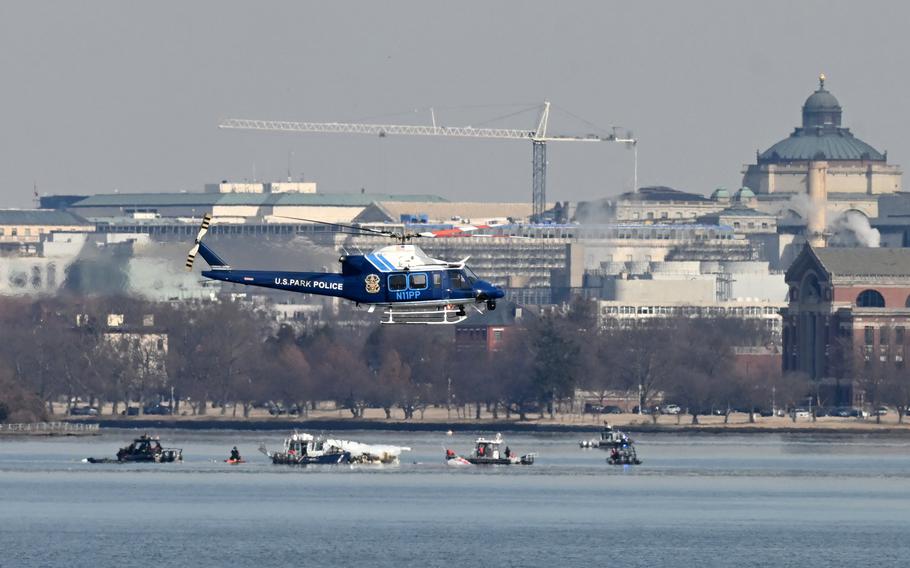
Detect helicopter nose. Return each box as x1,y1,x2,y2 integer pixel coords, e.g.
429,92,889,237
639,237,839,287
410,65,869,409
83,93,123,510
476,281,504,300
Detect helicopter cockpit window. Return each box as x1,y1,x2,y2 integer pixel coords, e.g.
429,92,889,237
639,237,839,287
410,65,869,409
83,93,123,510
463,267,479,283
409,273,427,290
388,274,407,291
447,270,473,290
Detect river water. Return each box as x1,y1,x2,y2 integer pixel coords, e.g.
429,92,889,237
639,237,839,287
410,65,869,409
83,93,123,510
2,429,910,567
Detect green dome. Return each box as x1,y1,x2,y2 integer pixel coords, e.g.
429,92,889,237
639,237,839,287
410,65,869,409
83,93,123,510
736,187,755,199
711,187,730,199
804,89,840,111
758,75,885,163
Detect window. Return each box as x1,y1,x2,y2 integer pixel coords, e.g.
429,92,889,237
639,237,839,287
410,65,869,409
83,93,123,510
897,327,905,344
388,274,407,291
432,273,441,287
447,270,472,290
493,329,503,341
856,289,885,308
11,228,17,236
409,273,427,290
0,228,4,236
864,326,875,345
881,327,890,344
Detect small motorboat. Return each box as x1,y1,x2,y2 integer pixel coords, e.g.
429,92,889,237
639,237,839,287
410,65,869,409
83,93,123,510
259,432,351,465
601,424,642,465
607,445,641,465
224,459,245,465
85,434,182,463
445,433,535,465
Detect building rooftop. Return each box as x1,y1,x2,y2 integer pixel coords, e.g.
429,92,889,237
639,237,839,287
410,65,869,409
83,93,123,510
618,186,711,203
69,192,449,208
813,247,910,278
716,206,774,218
0,209,92,226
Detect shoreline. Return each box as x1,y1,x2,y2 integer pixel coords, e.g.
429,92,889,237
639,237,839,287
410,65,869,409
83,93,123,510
59,416,910,436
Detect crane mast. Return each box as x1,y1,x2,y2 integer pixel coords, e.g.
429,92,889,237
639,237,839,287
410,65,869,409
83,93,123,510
219,101,634,219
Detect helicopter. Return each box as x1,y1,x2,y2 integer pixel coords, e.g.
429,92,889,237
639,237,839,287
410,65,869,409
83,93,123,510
184,214,504,324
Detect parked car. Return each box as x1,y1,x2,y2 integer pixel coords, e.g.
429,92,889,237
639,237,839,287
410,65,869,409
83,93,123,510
120,406,140,416
874,406,889,416
267,403,287,416
661,404,682,415
69,406,99,416
789,408,811,420
143,403,173,415
584,403,605,414
602,405,624,414
631,405,654,415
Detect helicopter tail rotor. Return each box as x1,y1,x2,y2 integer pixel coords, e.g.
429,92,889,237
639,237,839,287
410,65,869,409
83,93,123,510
185,213,212,271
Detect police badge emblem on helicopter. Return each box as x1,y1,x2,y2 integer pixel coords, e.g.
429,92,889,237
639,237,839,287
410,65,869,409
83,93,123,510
185,214,504,324
364,274,381,294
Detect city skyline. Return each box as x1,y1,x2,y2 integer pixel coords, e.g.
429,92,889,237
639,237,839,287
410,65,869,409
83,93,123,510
2,1,909,207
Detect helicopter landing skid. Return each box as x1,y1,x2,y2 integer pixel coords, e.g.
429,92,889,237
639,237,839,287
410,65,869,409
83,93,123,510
380,304,468,325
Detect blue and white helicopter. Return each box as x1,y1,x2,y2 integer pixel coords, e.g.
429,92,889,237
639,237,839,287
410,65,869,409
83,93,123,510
185,214,504,324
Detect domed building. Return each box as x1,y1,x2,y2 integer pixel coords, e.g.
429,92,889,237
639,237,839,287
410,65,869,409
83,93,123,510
742,75,902,219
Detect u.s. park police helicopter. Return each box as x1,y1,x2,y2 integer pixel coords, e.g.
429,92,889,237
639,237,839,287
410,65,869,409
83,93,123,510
184,214,504,324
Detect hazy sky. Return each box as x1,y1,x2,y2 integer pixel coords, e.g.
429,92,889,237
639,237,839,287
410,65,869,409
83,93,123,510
2,1,909,208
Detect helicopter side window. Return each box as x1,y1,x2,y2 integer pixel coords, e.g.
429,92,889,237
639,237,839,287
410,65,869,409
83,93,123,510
447,270,473,290
388,274,407,291
409,273,427,290
432,273,441,287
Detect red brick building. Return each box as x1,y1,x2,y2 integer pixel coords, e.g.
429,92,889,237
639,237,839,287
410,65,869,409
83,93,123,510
782,246,910,405
455,302,519,353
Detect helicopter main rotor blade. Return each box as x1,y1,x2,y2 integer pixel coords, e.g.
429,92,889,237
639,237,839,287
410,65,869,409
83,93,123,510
271,215,393,236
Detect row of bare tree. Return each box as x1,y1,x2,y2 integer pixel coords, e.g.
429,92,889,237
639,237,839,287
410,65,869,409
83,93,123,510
2,295,908,424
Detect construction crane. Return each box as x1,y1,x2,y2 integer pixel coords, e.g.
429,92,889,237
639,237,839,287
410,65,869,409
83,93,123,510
219,101,635,219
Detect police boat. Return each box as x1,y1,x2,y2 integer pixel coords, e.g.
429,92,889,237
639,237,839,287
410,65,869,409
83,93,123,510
445,433,535,465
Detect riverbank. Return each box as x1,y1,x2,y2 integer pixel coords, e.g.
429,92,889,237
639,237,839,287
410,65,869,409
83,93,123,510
0,422,100,437
59,406,910,435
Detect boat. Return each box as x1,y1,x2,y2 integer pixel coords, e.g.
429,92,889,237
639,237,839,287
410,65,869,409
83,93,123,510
579,422,633,449
85,434,182,463
445,433,535,465
224,459,245,465
598,423,642,465
606,444,641,466
259,432,351,465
